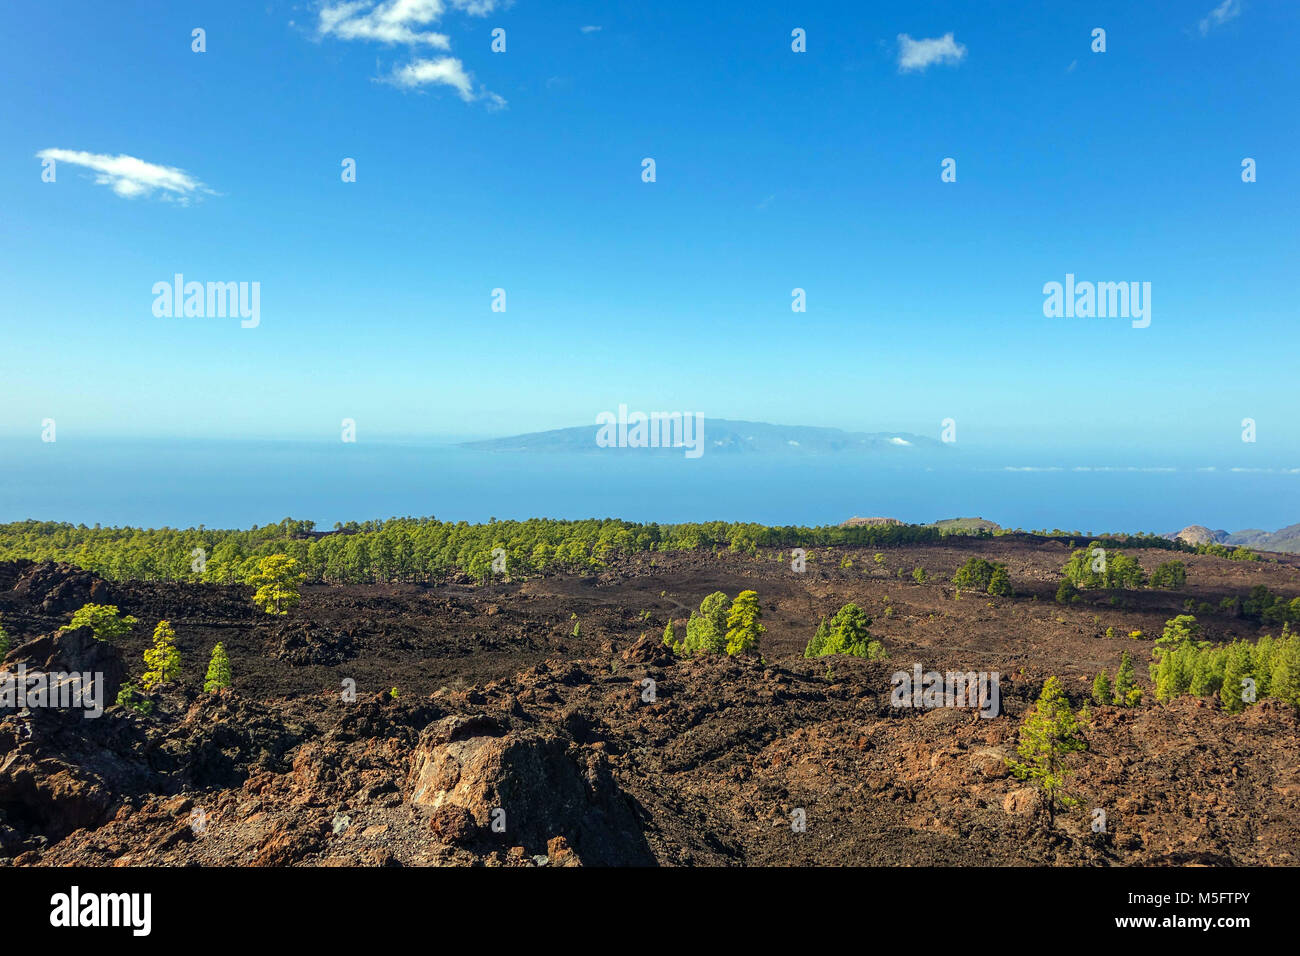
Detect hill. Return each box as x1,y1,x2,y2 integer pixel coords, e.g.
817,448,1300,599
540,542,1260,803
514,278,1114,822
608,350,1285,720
460,419,946,455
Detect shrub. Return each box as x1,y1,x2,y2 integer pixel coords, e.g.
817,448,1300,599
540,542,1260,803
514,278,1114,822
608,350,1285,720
203,643,232,692
67,604,138,642
0,616,8,658
141,620,181,691
116,682,154,715
912,567,926,584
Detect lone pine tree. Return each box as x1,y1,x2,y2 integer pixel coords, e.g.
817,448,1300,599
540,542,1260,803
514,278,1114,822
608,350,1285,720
1008,676,1087,823
141,620,181,691
204,642,232,692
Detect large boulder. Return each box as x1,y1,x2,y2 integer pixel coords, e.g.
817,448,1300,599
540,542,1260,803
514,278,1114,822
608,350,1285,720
1,626,126,707
9,561,115,614
408,714,653,865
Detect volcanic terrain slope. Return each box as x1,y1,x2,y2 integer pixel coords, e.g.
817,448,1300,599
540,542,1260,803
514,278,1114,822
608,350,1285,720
1,537,1298,866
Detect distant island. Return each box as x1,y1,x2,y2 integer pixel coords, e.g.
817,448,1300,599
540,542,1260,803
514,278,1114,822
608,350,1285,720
460,419,947,456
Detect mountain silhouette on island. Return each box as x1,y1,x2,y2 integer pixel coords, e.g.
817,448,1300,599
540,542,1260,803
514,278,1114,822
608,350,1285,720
460,420,947,456
1174,523,1300,554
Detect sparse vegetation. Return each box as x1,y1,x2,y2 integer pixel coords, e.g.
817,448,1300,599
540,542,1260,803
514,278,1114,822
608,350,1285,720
115,682,154,716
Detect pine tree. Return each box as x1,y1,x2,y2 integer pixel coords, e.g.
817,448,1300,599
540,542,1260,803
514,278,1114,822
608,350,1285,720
987,565,1013,597
1091,671,1112,706
804,616,830,657
204,642,232,692
67,603,138,641
245,555,305,616
1112,651,1137,706
661,620,680,655
1219,641,1253,714
724,590,764,656
680,591,729,656
1007,676,1088,823
141,620,181,690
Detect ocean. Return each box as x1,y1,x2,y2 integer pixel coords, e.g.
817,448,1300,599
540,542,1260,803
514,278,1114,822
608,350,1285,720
0,438,1295,533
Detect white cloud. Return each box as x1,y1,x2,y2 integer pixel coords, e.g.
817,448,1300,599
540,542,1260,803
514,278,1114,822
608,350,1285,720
35,148,211,203
580,25,601,33
317,0,503,105
1199,0,1242,35
896,32,966,72
385,56,474,98
318,0,451,47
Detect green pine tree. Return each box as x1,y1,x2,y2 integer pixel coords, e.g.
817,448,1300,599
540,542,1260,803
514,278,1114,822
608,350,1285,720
245,554,305,616
987,565,1013,597
141,620,181,691
661,620,680,655
1112,651,1138,706
680,591,729,656
204,642,232,692
804,616,830,657
1091,671,1112,706
1219,641,1254,714
67,603,138,641
724,590,764,656
1007,676,1088,823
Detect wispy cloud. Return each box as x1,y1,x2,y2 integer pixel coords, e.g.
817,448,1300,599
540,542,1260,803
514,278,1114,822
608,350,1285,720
316,0,504,105
385,56,473,97
1199,0,1242,35
896,32,966,73
580,25,601,34
35,148,212,203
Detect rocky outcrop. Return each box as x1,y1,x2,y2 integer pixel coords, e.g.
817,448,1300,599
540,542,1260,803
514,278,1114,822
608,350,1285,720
407,714,653,865
1174,525,1228,546
2,625,126,706
8,561,116,614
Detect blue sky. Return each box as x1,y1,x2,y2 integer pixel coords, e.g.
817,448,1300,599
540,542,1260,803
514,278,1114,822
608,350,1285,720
1,0,1296,458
